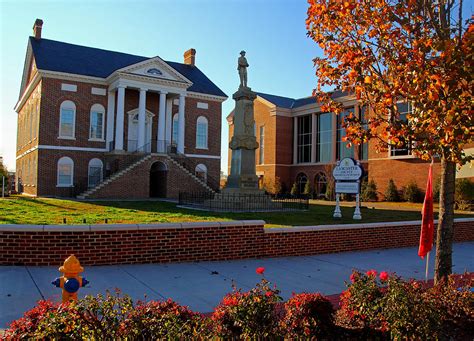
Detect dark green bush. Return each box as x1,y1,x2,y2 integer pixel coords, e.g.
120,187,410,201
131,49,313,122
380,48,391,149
361,179,378,201
455,178,474,210
403,181,423,202
385,179,400,202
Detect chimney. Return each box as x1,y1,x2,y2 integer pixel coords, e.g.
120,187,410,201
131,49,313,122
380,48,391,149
184,48,196,66
33,19,43,40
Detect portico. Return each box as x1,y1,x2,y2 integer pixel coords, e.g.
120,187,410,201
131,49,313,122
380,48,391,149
105,57,192,154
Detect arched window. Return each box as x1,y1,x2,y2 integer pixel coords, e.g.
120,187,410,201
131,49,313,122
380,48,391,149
195,163,207,182
89,104,105,140
88,158,103,188
296,173,308,195
57,157,74,187
196,116,208,149
59,100,76,138
172,114,179,144
314,172,328,198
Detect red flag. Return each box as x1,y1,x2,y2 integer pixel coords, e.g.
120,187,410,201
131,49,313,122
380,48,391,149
418,163,434,259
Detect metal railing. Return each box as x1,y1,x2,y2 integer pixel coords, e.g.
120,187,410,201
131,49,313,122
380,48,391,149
178,192,309,212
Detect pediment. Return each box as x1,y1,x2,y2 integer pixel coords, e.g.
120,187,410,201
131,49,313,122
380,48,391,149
114,57,192,85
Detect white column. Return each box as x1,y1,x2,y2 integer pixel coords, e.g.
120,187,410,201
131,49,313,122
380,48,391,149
106,90,116,151
114,86,126,151
165,98,173,146
177,94,186,154
157,91,168,152
137,88,147,151
293,116,298,164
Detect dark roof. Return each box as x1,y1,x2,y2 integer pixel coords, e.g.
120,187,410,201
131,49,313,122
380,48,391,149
29,37,226,97
256,89,349,109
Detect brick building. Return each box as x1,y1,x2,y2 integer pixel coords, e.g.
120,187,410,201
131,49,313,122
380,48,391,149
15,19,227,198
228,91,473,199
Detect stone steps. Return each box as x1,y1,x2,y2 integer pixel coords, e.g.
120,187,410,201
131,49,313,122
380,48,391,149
165,155,215,193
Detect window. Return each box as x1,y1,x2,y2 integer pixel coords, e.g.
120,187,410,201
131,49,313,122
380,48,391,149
316,113,332,163
195,163,207,182
88,158,103,188
390,102,413,157
172,114,179,144
57,157,74,187
89,104,105,140
359,106,369,161
314,172,328,198
259,126,265,164
296,173,308,195
196,116,208,149
336,107,355,160
297,115,312,163
59,100,76,138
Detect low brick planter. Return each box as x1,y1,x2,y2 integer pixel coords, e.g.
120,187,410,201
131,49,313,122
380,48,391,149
0,218,472,266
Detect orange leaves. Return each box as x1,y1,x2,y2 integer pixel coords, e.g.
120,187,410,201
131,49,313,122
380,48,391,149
364,76,372,84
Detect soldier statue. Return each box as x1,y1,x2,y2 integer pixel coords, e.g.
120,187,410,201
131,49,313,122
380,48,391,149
238,50,249,88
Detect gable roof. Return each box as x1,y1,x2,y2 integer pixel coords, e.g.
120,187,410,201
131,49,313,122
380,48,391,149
29,37,227,97
256,90,349,109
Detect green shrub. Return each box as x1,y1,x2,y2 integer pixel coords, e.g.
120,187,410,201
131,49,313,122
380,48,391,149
384,179,400,202
290,182,298,196
303,181,312,198
325,180,335,200
403,181,423,202
361,179,378,201
282,292,335,338
455,178,474,210
212,269,282,339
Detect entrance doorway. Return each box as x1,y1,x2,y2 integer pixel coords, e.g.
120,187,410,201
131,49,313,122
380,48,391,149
150,161,167,197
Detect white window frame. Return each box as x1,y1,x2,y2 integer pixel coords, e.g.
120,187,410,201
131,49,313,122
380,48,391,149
88,158,103,188
196,116,208,149
172,113,179,145
259,125,265,164
89,104,106,141
58,100,76,139
57,156,74,187
195,163,207,183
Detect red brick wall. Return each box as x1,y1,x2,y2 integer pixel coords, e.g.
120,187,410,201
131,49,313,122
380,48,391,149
0,219,472,266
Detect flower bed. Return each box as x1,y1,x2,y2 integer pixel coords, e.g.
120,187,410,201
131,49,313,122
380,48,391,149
4,269,473,340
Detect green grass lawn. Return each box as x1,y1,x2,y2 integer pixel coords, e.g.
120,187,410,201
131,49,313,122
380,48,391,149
0,196,472,227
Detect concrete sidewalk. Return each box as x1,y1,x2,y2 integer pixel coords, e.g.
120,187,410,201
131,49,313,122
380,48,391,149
1,242,473,328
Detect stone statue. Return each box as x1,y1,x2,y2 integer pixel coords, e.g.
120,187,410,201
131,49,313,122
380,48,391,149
238,50,249,88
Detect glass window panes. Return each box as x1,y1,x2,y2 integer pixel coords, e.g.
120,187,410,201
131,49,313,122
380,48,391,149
90,111,104,139
317,113,332,162
172,115,179,144
58,162,72,185
390,103,412,156
337,108,355,160
196,118,208,149
259,126,265,164
60,108,74,137
297,115,312,163
359,106,369,160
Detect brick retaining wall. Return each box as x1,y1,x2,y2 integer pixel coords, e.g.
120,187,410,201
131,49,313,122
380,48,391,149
0,219,472,266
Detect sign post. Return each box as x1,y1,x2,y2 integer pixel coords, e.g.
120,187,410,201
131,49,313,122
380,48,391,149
332,158,364,220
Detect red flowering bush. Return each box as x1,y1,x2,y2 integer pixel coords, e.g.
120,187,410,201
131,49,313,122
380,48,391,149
123,298,211,339
281,292,335,338
212,277,282,338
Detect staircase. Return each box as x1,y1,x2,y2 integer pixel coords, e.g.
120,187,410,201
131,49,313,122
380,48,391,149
77,154,152,199
165,155,215,193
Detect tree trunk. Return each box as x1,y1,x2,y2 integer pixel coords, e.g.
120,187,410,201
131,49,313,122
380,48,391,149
434,156,456,285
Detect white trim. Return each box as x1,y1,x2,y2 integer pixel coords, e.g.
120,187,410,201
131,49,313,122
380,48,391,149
197,102,209,109
39,70,107,85
57,136,76,140
14,72,41,112
16,146,38,160
61,83,77,92
185,153,220,160
38,145,108,152
187,91,227,102
91,87,107,96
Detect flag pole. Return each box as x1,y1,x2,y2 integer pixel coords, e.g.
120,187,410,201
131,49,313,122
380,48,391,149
425,251,430,283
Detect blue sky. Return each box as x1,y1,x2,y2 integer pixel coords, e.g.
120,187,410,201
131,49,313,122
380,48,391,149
0,0,322,172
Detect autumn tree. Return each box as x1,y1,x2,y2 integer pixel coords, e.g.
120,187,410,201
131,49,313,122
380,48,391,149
306,0,473,283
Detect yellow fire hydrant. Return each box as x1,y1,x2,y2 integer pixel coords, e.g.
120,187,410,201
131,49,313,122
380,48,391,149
51,255,89,303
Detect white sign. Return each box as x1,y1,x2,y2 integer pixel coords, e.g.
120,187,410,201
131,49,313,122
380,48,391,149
335,182,359,194
333,158,363,181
